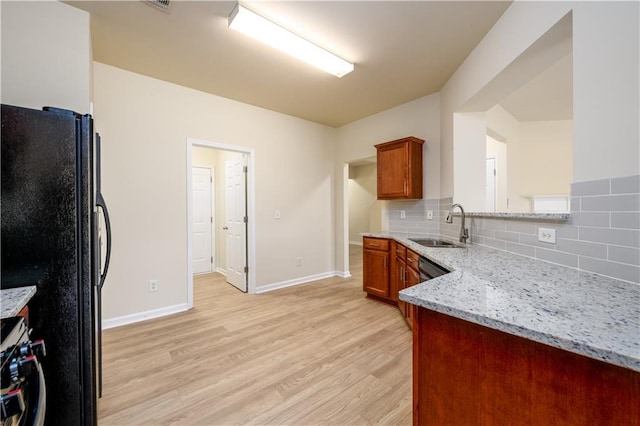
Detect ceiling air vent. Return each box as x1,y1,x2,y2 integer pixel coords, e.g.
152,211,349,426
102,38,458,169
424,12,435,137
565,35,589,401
143,0,171,13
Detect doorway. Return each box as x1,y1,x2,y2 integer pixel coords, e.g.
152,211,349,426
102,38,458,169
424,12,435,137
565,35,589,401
485,157,496,212
344,156,382,277
186,138,255,307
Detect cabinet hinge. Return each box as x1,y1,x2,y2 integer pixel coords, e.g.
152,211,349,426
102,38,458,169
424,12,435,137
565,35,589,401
211,256,213,263
243,166,248,173
244,266,248,273
243,216,248,223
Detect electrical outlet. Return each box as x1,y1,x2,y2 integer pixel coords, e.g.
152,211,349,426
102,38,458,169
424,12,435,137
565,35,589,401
149,280,158,292
400,210,406,219
426,210,434,220
296,257,302,267
538,227,556,244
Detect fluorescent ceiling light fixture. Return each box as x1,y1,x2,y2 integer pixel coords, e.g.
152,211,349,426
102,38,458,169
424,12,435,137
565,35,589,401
228,3,354,78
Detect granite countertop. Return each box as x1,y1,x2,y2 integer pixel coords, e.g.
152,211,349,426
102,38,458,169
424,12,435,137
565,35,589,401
365,233,640,372
1,286,37,319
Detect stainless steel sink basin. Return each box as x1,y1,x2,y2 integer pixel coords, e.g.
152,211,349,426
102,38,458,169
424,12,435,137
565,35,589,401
409,238,459,248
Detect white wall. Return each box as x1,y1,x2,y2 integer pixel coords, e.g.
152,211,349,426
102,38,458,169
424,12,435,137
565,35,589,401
335,93,441,273
573,2,639,181
441,2,573,198
0,1,91,113
452,112,487,211
442,1,639,204
518,120,572,198
94,63,337,322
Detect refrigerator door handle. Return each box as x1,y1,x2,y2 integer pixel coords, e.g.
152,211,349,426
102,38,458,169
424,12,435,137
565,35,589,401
97,192,112,290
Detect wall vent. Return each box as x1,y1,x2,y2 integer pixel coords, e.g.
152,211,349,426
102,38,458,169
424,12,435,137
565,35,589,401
143,0,171,13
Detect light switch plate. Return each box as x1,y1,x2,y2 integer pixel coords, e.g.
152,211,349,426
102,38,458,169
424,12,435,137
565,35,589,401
426,210,434,220
400,210,406,219
538,227,556,244
274,209,281,220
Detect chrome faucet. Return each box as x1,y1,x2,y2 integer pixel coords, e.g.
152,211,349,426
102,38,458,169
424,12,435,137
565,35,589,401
446,203,469,243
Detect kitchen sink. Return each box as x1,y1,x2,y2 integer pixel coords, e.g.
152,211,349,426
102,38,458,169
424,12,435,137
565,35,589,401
409,238,459,248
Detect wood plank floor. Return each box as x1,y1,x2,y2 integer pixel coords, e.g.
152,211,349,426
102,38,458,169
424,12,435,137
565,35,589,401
98,246,412,425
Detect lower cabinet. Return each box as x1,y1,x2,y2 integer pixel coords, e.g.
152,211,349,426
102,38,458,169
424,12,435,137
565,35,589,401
413,307,640,425
362,237,392,302
363,237,420,328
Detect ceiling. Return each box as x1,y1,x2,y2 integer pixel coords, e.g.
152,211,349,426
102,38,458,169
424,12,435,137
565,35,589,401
67,0,517,127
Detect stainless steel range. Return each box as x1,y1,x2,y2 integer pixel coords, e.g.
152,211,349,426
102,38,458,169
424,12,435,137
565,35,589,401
0,317,46,426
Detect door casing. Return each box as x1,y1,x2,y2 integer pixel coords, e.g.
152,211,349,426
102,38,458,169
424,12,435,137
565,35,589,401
186,138,256,306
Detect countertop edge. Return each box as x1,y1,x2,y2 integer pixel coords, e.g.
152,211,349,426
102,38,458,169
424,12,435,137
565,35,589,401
400,291,640,372
1,286,37,319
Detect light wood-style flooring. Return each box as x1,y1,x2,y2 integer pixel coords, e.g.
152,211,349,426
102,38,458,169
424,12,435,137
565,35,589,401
99,246,412,425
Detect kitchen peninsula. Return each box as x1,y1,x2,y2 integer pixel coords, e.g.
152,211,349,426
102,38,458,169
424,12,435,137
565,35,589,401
369,234,639,425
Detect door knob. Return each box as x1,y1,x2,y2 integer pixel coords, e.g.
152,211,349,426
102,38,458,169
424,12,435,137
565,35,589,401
223,226,229,230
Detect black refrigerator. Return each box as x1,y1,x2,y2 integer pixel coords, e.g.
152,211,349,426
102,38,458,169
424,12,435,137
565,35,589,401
1,104,111,426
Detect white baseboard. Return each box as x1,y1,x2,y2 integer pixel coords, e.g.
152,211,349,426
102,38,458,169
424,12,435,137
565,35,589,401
256,271,349,294
335,270,352,278
349,241,363,246
215,267,227,275
102,303,190,330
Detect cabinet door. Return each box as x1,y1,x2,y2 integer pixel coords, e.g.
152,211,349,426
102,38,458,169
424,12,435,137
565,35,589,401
363,249,390,298
376,137,424,200
405,266,421,329
377,143,409,199
396,257,407,315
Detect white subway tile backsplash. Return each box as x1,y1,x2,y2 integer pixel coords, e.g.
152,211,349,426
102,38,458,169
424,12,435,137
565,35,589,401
555,225,580,240
505,242,536,258
571,197,581,212
483,238,507,250
556,238,608,259
579,257,640,283
581,194,640,212
571,179,610,196
608,246,640,266
494,230,520,243
519,233,557,249
611,175,640,194
579,227,640,248
611,212,640,230
506,221,537,234
570,212,610,228
535,247,579,268
384,176,640,284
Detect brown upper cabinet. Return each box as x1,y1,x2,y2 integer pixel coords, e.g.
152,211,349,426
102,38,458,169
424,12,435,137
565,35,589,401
375,136,424,200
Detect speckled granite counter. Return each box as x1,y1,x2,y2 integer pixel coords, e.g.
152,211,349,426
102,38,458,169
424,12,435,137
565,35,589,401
365,233,640,372
1,286,37,319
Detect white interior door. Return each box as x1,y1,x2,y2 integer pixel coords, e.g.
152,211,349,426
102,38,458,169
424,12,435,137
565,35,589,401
192,167,212,274
486,157,497,212
225,157,247,292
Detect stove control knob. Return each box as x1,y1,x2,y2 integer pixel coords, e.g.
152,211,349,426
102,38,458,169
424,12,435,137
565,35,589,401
8,355,37,383
19,340,46,359
31,340,46,358
0,389,25,421
18,355,37,378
